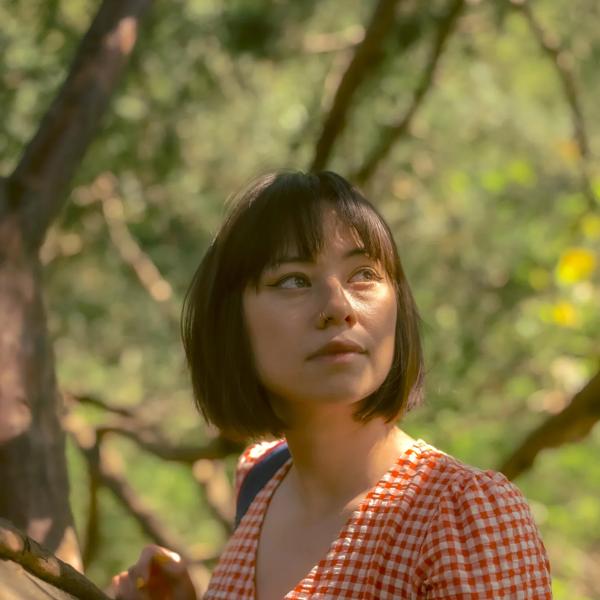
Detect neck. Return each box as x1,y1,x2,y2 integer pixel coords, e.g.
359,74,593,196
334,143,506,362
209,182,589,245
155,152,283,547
282,406,414,515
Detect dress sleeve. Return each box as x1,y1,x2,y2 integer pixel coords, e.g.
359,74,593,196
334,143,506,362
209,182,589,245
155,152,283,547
418,469,552,599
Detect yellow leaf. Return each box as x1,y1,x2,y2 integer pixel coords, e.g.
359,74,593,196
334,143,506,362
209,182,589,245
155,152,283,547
551,301,579,327
556,248,597,284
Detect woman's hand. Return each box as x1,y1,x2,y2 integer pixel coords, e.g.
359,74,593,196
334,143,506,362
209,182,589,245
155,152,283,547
111,545,197,600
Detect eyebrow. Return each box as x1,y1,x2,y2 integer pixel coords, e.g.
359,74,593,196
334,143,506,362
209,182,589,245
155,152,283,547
269,247,371,268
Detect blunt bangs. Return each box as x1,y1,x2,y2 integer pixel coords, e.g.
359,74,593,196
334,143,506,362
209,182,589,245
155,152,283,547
220,171,400,292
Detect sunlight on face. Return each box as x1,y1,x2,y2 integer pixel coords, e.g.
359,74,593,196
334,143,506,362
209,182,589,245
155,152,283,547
242,210,397,420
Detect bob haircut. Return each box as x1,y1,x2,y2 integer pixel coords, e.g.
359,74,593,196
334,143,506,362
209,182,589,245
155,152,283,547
181,171,424,439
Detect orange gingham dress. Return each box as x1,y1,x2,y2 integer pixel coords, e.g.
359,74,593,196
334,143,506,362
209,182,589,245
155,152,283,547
205,438,552,599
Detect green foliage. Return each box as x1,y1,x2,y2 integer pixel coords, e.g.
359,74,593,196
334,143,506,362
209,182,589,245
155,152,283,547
2,0,599,596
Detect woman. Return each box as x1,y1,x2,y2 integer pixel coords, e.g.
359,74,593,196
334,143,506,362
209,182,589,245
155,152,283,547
113,171,552,599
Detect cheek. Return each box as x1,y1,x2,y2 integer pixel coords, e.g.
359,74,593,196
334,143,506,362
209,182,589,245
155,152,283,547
361,287,397,337
368,290,397,365
243,303,270,373
242,296,300,382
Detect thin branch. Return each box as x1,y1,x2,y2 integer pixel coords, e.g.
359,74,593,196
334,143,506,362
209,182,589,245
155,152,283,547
510,0,597,210
66,397,240,549
499,369,600,480
65,391,136,418
0,518,110,600
98,448,191,559
69,423,216,566
81,442,101,570
7,0,152,249
65,390,244,462
511,0,588,157
310,0,406,171
354,0,465,184
192,459,235,535
97,421,242,463
91,172,179,325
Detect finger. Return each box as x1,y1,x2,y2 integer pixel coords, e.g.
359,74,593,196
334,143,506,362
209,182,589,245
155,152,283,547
111,572,127,598
125,545,167,589
112,572,144,600
124,546,189,599
126,564,151,597
150,549,185,577
131,545,176,579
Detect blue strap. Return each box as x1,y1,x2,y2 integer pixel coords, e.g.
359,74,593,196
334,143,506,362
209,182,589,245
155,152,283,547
234,443,291,529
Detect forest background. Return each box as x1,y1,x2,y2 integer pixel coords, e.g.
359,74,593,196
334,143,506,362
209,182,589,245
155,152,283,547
0,0,599,598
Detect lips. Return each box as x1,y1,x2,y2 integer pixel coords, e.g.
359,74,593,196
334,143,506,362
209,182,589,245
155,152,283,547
308,339,366,359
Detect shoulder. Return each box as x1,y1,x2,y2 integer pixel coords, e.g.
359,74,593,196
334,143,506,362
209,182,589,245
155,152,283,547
410,441,552,597
416,440,536,521
407,439,529,507
234,438,286,496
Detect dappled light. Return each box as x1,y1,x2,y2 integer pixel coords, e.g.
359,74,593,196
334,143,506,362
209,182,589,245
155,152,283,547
0,0,598,598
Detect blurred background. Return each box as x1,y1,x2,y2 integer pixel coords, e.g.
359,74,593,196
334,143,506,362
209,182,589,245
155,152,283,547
1,0,599,597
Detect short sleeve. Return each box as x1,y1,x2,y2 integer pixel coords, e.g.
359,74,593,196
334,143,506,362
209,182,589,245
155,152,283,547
233,439,285,498
418,469,552,599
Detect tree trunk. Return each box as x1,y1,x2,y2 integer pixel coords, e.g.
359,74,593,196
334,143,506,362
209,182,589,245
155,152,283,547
0,189,80,568
0,0,152,569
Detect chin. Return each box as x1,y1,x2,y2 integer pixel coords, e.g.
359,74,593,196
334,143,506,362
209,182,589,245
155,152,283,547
300,384,379,406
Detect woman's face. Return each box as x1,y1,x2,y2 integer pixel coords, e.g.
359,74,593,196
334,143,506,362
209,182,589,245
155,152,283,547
242,209,397,417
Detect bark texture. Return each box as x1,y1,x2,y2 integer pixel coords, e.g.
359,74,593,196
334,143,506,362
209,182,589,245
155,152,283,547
0,518,109,599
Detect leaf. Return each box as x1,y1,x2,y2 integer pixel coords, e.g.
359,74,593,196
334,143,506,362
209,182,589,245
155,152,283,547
551,301,579,327
555,248,597,285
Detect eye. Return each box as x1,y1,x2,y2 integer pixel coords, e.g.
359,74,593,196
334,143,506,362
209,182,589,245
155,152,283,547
350,268,384,283
272,274,311,289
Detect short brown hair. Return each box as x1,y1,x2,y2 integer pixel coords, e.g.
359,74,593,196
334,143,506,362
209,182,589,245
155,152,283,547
181,171,424,439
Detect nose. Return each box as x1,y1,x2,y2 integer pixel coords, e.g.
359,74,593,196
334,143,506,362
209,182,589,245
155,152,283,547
316,278,357,329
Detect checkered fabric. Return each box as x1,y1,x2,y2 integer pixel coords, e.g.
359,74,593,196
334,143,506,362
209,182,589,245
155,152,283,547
205,438,552,599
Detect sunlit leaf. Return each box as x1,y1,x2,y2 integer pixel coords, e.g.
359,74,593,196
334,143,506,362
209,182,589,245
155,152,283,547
551,301,579,327
556,248,597,284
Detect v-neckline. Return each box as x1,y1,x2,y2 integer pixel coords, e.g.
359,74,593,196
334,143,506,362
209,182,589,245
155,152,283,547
250,438,423,600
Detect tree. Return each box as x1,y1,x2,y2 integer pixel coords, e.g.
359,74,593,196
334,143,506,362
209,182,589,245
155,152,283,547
0,0,151,569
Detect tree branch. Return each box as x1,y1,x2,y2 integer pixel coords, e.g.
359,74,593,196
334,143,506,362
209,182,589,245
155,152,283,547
0,518,110,600
499,369,600,480
192,460,235,535
93,172,179,325
7,0,152,249
310,0,406,171
81,443,101,570
66,390,244,462
65,391,136,418
97,421,242,464
98,448,192,559
69,422,213,564
510,0,597,210
354,0,465,184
